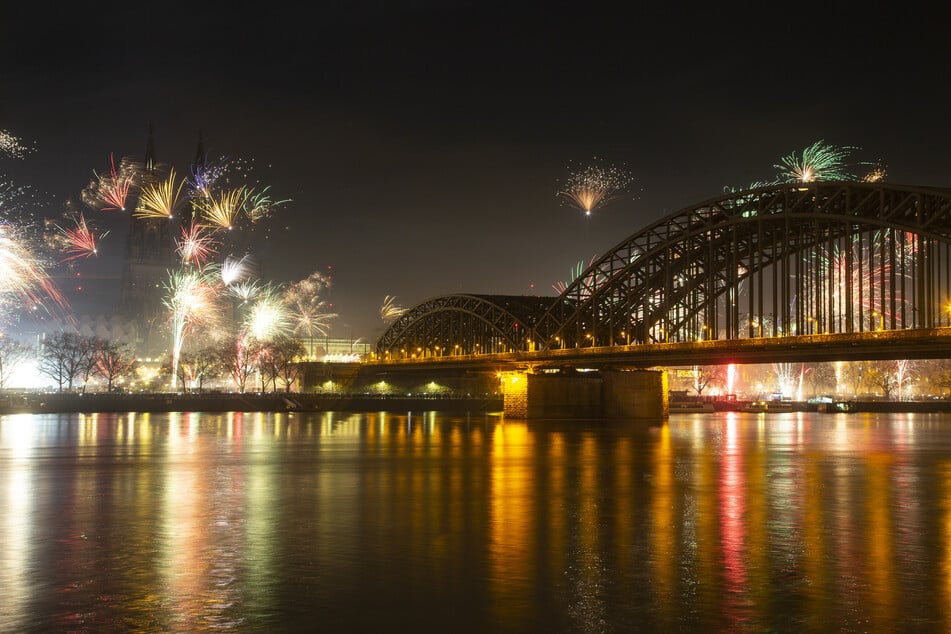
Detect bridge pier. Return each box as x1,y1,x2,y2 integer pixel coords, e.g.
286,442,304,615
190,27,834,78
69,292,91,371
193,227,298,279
601,369,668,420
500,369,668,420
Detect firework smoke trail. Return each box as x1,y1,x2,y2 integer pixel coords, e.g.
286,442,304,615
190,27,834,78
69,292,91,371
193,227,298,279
176,223,217,267
775,140,867,183
380,295,406,323
56,214,105,261
163,269,220,389
557,160,633,216
135,168,185,219
197,186,250,230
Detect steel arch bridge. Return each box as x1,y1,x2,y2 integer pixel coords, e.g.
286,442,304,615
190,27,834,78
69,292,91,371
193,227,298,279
376,182,951,360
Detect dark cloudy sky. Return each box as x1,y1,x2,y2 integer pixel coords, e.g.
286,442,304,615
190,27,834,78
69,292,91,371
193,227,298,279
3,1,951,339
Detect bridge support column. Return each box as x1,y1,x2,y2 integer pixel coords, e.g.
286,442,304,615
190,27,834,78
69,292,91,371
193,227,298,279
602,369,668,421
499,371,529,417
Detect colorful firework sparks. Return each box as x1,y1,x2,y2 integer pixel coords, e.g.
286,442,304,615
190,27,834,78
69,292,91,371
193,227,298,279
557,159,633,216
187,156,231,199
0,222,69,320
228,279,267,304
221,255,251,286
245,186,291,223
134,168,185,220
245,292,292,340
812,229,916,330
82,153,139,212
196,185,250,230
552,257,599,296
289,303,335,339
176,223,217,266
380,295,406,323
774,140,866,183
282,271,336,338
55,213,106,261
1,180,31,224
163,268,221,388
0,129,33,159
862,161,888,183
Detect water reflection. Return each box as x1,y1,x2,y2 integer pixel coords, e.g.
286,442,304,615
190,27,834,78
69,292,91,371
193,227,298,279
1,411,951,631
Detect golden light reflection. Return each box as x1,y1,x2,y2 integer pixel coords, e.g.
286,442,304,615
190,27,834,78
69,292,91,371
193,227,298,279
650,423,676,626
943,461,951,631
719,417,749,626
865,453,897,629
488,422,533,632
0,417,35,630
563,433,608,628
802,452,831,629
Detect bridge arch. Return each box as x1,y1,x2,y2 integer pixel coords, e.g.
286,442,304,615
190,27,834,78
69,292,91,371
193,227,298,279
531,182,951,349
375,294,560,358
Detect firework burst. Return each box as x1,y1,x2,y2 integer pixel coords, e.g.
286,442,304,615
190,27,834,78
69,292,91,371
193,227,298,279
775,140,866,183
221,255,251,286
0,129,33,159
380,295,406,323
56,213,105,261
196,185,250,230
163,268,221,388
176,223,217,267
862,161,888,183
245,292,292,340
245,186,291,223
557,159,633,216
135,168,185,219
552,256,599,296
187,156,230,199
82,153,139,212
282,272,336,339
0,222,68,321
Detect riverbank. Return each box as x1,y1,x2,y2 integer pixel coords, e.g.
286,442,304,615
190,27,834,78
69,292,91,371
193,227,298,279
0,392,504,415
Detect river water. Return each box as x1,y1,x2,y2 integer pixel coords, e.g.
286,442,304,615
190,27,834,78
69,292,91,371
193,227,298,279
1,410,949,633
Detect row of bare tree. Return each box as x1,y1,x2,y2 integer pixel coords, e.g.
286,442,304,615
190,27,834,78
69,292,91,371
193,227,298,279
0,332,308,393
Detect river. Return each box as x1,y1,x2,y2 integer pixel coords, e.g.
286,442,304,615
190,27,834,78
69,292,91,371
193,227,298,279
1,410,949,632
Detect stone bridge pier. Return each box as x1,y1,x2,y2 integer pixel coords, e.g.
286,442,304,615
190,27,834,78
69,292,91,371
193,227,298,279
499,369,668,421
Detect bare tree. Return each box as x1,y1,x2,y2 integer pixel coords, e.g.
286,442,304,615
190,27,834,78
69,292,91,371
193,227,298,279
219,337,256,393
692,365,726,397
94,342,137,392
38,332,96,392
921,359,951,397
270,335,306,392
253,340,278,392
79,337,109,393
804,362,837,397
0,336,31,389
178,347,219,393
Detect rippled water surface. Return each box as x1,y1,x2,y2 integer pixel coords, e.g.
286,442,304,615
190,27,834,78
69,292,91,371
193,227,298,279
2,410,951,632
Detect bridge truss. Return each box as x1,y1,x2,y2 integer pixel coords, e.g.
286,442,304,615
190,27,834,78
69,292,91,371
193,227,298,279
376,182,951,358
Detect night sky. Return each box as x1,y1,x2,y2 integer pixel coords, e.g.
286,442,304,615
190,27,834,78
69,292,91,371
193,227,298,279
3,2,951,341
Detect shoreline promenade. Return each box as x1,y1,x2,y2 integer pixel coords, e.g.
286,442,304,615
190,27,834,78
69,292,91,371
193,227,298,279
0,392,504,415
